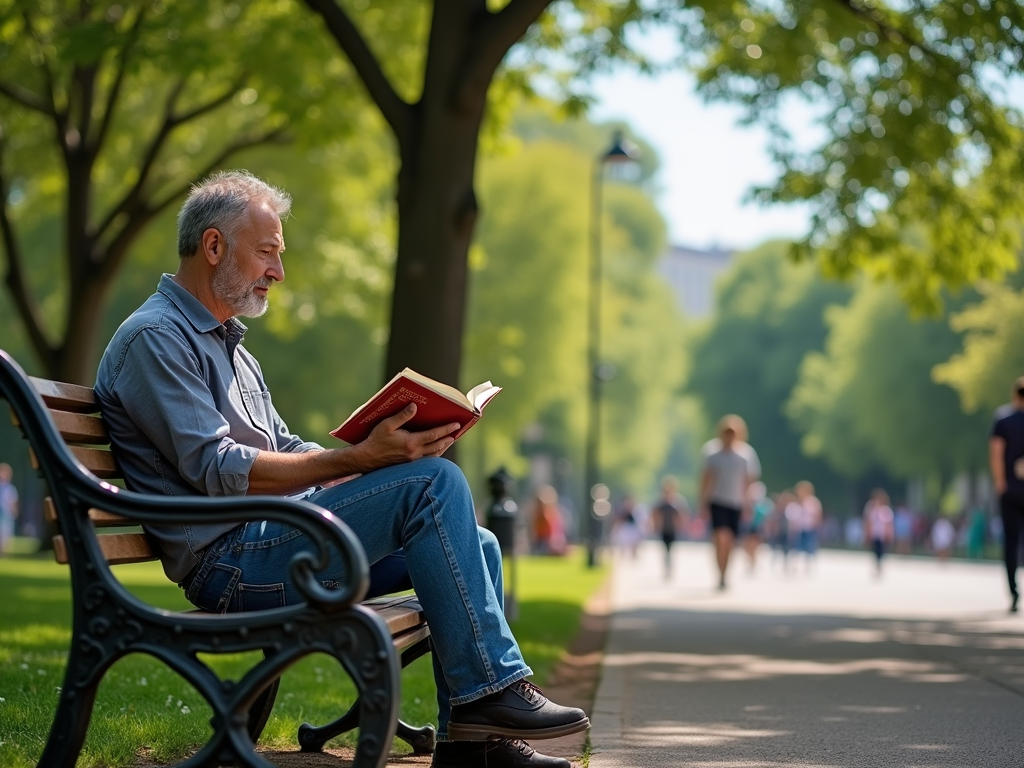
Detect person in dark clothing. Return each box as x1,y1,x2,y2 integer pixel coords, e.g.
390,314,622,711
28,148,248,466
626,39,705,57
990,376,1024,614
650,475,690,579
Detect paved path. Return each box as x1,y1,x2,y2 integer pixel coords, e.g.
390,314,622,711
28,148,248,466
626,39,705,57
589,541,1024,768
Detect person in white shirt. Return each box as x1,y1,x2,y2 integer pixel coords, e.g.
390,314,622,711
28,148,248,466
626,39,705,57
700,415,761,589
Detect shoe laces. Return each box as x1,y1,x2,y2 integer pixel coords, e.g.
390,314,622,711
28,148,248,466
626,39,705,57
513,680,546,703
490,737,534,757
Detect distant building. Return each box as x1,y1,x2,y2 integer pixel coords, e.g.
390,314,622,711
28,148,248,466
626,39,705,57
658,245,734,318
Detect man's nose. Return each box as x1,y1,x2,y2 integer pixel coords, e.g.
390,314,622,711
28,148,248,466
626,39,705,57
267,252,285,283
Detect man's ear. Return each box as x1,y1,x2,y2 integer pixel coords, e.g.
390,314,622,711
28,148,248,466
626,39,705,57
200,228,225,266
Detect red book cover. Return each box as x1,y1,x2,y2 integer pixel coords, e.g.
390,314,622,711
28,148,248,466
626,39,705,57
330,368,501,445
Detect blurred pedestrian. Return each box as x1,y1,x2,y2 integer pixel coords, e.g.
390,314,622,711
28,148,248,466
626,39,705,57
743,481,773,572
0,463,18,556
894,502,914,555
530,484,567,556
931,517,957,562
650,476,690,579
989,375,1024,613
769,490,794,571
795,480,822,571
611,494,644,560
863,488,894,577
699,415,761,589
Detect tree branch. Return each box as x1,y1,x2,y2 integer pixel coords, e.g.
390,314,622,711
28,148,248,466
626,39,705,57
0,146,56,370
301,0,414,150
168,74,248,128
93,79,186,241
99,125,292,280
831,0,941,60
92,6,148,158
20,9,62,125
150,126,292,216
474,0,553,77
0,81,56,117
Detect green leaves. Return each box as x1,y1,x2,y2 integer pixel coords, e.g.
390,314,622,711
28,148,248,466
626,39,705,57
681,0,1024,308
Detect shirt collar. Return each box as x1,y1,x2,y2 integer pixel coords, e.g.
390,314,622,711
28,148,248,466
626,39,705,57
156,273,248,338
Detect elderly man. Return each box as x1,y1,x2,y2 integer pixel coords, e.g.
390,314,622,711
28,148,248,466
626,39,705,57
95,171,587,768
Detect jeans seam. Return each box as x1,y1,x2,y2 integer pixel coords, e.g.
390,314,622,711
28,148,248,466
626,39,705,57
237,527,303,551
325,473,439,509
425,479,497,691
184,533,231,603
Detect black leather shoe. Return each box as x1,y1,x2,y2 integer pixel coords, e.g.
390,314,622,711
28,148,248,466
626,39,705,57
1012,594,1019,614
448,680,590,741
431,738,572,768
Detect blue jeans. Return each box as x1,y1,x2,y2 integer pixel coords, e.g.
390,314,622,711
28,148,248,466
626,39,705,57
182,458,531,737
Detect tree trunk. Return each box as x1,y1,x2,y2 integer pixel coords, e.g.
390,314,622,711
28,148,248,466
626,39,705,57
54,272,114,384
384,3,489,389
387,113,481,386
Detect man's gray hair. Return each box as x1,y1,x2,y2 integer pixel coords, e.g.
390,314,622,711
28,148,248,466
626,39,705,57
176,170,291,257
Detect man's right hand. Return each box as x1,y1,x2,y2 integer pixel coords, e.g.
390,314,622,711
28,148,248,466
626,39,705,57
357,404,460,469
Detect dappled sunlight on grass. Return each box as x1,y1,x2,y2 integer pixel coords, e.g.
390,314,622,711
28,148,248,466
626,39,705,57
0,551,606,765
0,625,70,655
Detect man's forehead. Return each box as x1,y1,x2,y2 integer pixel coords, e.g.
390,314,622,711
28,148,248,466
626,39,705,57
245,203,284,246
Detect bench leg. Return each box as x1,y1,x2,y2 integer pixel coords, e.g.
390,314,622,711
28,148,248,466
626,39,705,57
297,637,435,756
298,702,436,755
37,683,100,768
244,648,282,744
37,638,113,768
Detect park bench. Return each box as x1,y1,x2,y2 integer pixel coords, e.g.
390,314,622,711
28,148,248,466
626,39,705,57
0,349,436,768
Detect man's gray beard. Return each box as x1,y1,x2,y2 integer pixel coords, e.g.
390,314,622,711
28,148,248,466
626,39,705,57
212,246,270,318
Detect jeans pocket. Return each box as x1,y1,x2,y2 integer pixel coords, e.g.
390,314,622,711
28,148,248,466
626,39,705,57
237,582,286,612
194,563,242,614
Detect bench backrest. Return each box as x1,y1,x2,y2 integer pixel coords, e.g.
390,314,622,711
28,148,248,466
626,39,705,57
12,376,159,566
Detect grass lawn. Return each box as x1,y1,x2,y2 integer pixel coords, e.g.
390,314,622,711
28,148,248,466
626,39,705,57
0,549,606,767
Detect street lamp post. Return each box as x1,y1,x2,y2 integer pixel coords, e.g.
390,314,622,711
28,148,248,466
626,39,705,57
584,131,639,568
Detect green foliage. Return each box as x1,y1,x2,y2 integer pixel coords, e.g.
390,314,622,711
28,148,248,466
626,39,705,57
0,553,603,767
686,241,853,503
461,110,687,502
0,0,372,378
933,270,1024,414
679,0,1024,309
788,282,990,480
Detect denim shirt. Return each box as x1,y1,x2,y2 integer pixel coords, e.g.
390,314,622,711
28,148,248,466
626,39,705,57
95,274,322,582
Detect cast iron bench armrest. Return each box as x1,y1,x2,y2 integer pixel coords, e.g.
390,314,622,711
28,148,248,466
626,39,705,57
0,349,368,612
75,490,368,612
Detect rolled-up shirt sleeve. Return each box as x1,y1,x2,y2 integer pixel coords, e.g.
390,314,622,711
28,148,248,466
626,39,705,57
112,327,258,496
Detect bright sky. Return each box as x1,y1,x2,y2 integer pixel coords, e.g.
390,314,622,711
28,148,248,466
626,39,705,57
588,32,816,252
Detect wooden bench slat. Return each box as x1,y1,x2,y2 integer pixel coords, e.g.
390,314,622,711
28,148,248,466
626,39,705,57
375,604,428,636
30,376,98,413
70,446,119,477
30,445,120,477
48,410,109,444
391,625,430,652
14,407,108,445
44,498,134,528
53,532,156,565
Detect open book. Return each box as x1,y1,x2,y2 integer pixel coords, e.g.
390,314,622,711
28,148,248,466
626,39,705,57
330,368,502,445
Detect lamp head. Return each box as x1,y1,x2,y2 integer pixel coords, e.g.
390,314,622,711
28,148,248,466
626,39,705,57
603,130,639,164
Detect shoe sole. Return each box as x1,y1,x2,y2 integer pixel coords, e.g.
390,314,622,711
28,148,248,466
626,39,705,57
447,716,590,742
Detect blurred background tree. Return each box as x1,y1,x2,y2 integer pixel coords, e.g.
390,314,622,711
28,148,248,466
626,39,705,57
685,241,854,509
0,0,370,382
3,0,1024,526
